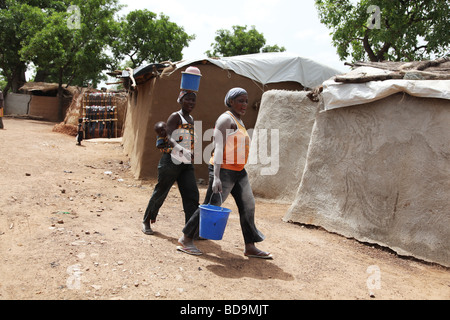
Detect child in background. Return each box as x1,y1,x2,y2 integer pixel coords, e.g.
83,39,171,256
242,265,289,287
76,118,84,145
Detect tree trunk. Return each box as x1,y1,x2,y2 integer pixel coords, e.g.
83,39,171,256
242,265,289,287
363,30,378,62
34,69,50,83
10,64,27,93
57,69,64,122
376,42,391,61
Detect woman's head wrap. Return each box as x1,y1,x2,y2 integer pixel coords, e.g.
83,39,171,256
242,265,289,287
177,90,197,104
224,88,248,108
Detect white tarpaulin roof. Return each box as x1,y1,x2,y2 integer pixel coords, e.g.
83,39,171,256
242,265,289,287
322,67,450,111
173,52,343,89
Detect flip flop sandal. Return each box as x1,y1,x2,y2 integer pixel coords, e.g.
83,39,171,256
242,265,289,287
177,245,202,256
245,251,273,259
141,224,154,235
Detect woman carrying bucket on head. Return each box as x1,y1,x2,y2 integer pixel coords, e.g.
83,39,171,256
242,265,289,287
141,89,200,235
177,87,272,259
142,66,202,235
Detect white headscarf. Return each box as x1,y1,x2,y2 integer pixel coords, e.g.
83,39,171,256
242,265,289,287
224,88,248,108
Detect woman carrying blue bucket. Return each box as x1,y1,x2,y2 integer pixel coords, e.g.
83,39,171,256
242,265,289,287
177,88,272,259
141,90,199,235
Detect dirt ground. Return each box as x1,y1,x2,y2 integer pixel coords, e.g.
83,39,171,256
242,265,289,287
0,117,449,301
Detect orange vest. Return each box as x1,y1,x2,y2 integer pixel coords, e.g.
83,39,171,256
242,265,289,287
210,111,250,171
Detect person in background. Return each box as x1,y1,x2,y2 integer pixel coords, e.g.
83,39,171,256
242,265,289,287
177,87,272,259
76,118,84,145
141,90,200,235
0,90,4,129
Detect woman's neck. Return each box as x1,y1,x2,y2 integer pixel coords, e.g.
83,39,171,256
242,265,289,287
229,109,241,120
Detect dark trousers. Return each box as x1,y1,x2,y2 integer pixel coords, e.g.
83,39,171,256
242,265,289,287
143,153,199,224
183,165,265,244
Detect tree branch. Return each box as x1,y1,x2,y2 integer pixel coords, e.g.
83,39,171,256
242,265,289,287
376,42,391,61
363,30,378,62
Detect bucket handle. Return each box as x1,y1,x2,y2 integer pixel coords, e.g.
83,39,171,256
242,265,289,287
208,192,224,210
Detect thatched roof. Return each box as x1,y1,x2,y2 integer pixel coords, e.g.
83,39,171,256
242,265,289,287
305,57,450,105
338,56,450,83
19,82,81,96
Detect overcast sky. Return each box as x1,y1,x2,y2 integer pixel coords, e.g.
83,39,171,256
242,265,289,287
117,0,350,73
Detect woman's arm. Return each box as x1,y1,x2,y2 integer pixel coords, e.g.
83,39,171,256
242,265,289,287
165,113,192,158
166,112,180,147
212,114,233,193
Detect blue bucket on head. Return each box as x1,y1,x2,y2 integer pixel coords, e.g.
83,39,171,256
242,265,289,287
199,194,231,240
180,67,202,92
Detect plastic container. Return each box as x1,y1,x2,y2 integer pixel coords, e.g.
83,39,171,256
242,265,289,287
180,66,202,92
199,203,231,240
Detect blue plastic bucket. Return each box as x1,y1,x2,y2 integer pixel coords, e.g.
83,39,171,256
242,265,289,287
180,72,201,92
199,204,231,240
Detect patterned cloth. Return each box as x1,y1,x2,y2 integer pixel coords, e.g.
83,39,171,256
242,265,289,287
156,135,171,153
177,90,197,104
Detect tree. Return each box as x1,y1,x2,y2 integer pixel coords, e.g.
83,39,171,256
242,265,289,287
111,9,195,68
0,0,41,93
0,0,89,93
206,25,286,57
315,0,449,62
262,45,287,53
19,0,122,120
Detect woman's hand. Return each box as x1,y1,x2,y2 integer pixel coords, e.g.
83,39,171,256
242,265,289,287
179,146,193,161
212,177,222,194
171,144,192,163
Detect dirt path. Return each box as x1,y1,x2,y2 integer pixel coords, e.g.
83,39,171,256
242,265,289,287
0,118,448,301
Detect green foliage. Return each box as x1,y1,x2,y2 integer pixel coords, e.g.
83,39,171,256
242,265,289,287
0,0,43,92
315,0,449,62
262,45,287,53
112,9,195,68
0,1,195,93
206,25,286,57
0,75,6,91
20,0,122,88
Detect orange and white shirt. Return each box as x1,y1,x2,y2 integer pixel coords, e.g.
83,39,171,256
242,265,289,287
210,111,250,171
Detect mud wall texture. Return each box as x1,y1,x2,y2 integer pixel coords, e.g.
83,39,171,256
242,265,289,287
284,93,450,267
247,90,319,203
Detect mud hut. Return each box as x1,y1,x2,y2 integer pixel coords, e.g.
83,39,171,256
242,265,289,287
19,82,76,122
118,52,342,181
248,57,450,266
246,89,320,203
